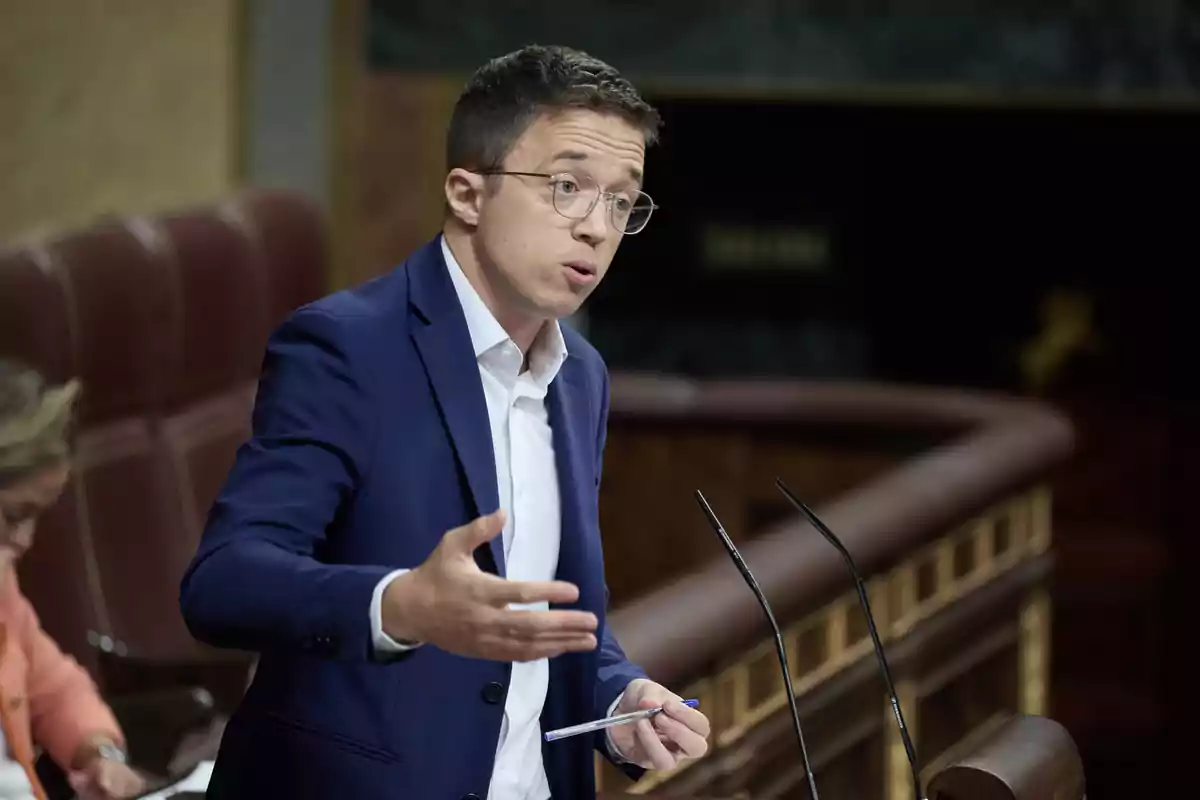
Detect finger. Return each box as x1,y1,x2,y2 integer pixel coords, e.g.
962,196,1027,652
119,772,146,795
481,576,582,607
505,633,599,656
107,765,140,791
447,510,506,553
476,633,597,662
652,713,709,759
475,628,597,654
662,699,711,738
495,608,598,638
94,764,119,792
524,632,598,649
486,628,598,650
512,636,597,662
634,718,676,770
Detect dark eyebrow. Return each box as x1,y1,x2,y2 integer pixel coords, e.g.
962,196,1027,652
550,149,588,164
549,150,643,186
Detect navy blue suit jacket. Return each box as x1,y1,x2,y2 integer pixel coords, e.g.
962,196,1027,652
179,237,647,799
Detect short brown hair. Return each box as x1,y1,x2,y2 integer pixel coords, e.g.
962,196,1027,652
446,44,661,172
0,361,79,488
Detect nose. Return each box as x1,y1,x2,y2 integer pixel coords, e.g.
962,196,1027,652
572,195,611,246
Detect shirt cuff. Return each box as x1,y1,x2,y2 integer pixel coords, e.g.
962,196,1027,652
605,690,628,763
370,568,422,652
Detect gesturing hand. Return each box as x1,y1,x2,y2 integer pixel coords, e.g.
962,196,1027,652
381,510,598,662
608,679,710,770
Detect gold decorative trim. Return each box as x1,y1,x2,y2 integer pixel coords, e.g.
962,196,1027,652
1019,488,1051,716
623,487,1052,794
1019,589,1051,716
885,680,919,800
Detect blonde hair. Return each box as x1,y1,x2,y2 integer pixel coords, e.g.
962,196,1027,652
0,361,80,487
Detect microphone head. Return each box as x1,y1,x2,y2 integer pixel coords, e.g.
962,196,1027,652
694,489,718,525
774,477,818,522
694,489,733,546
775,477,853,561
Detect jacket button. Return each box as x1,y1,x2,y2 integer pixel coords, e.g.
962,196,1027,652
481,681,505,704
462,794,481,800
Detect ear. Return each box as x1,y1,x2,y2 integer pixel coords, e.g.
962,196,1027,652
444,168,486,227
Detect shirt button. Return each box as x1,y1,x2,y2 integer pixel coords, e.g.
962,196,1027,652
480,681,506,705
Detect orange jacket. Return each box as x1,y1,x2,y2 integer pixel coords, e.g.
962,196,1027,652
0,567,123,799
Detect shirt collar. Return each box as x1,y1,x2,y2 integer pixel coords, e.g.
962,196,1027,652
440,236,568,387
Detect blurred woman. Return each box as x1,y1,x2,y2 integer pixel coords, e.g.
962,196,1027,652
0,362,144,800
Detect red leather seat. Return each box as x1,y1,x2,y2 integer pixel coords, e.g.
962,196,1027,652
0,190,327,676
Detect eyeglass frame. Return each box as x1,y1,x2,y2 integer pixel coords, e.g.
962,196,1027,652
472,170,658,234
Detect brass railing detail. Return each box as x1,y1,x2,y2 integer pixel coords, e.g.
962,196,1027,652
884,679,920,800
1019,589,1051,716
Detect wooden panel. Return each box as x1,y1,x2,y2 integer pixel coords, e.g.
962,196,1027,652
352,73,458,285
600,424,906,605
918,644,1019,766
599,428,752,605
1044,394,1172,799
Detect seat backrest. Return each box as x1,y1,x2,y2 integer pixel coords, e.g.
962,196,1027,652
0,190,328,674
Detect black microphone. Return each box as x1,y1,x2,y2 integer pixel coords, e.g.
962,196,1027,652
694,489,821,800
774,477,924,800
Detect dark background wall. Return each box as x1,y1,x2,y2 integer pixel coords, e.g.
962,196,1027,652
367,0,1200,95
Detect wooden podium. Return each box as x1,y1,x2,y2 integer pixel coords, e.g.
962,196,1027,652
923,715,1084,800
599,715,1084,800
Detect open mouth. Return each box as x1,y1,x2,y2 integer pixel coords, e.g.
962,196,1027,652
565,262,596,277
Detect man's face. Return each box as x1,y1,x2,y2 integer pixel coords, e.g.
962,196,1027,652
470,109,647,324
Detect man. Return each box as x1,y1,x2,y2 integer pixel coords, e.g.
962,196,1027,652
180,44,709,799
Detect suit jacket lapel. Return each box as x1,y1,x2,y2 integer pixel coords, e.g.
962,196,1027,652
546,361,601,613
407,240,504,576
543,360,603,798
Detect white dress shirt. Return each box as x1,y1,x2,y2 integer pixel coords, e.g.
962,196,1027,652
369,236,568,799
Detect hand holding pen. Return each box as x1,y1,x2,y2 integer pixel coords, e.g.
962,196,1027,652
546,678,710,770
544,699,700,741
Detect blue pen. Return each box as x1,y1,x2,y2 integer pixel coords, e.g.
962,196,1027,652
543,699,700,742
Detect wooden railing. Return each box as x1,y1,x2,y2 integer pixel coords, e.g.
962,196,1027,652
923,715,1084,800
597,375,1075,799
599,715,1086,800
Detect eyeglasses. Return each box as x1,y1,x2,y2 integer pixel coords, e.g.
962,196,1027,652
476,171,657,234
